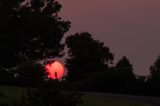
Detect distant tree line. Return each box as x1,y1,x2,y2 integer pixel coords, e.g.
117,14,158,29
65,32,160,97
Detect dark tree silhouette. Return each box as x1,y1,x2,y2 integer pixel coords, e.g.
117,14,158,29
18,80,82,106
134,75,147,95
147,55,160,96
15,61,47,87
65,32,113,82
115,56,136,93
0,1,82,106
0,0,70,70
82,56,136,94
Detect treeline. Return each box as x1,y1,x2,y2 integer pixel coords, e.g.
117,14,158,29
65,32,160,97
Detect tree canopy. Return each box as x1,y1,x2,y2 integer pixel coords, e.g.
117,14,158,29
15,61,47,87
147,55,160,95
150,55,160,80
65,32,113,82
0,0,70,69
0,1,82,106
115,56,136,92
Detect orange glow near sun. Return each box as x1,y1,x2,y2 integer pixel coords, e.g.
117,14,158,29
45,61,64,79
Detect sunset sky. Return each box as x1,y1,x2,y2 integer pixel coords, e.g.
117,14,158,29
59,0,160,75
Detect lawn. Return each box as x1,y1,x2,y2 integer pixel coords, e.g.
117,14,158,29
0,85,26,105
0,85,154,106
78,93,150,106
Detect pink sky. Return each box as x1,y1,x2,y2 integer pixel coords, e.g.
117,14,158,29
59,0,160,75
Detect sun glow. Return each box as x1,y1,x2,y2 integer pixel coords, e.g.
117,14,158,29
45,61,64,79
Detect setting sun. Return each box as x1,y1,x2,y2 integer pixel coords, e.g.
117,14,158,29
45,60,64,79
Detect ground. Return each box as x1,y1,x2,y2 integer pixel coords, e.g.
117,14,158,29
78,92,160,106
0,85,160,106
0,85,25,105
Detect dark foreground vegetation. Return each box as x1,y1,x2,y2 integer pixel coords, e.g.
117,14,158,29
0,0,82,105
0,81,82,106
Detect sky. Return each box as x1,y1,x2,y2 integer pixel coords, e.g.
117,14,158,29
59,0,160,75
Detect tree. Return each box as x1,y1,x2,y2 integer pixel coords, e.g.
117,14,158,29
15,61,47,87
65,32,113,82
0,1,83,106
115,56,136,93
134,75,147,95
0,0,70,70
147,55,160,96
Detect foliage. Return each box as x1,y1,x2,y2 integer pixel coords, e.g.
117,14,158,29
0,1,83,106
15,61,47,87
134,75,147,95
0,0,70,70
65,32,113,82
0,69,15,85
147,55,160,96
18,80,83,106
0,82,82,106
79,67,116,92
114,56,136,92
149,55,160,81
78,57,137,94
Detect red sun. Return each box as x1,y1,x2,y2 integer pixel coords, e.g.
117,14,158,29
45,61,64,79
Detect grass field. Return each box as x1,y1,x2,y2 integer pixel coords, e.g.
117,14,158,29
0,85,156,106
78,93,150,106
0,85,26,105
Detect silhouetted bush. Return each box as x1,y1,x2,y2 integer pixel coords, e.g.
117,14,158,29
17,80,82,106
